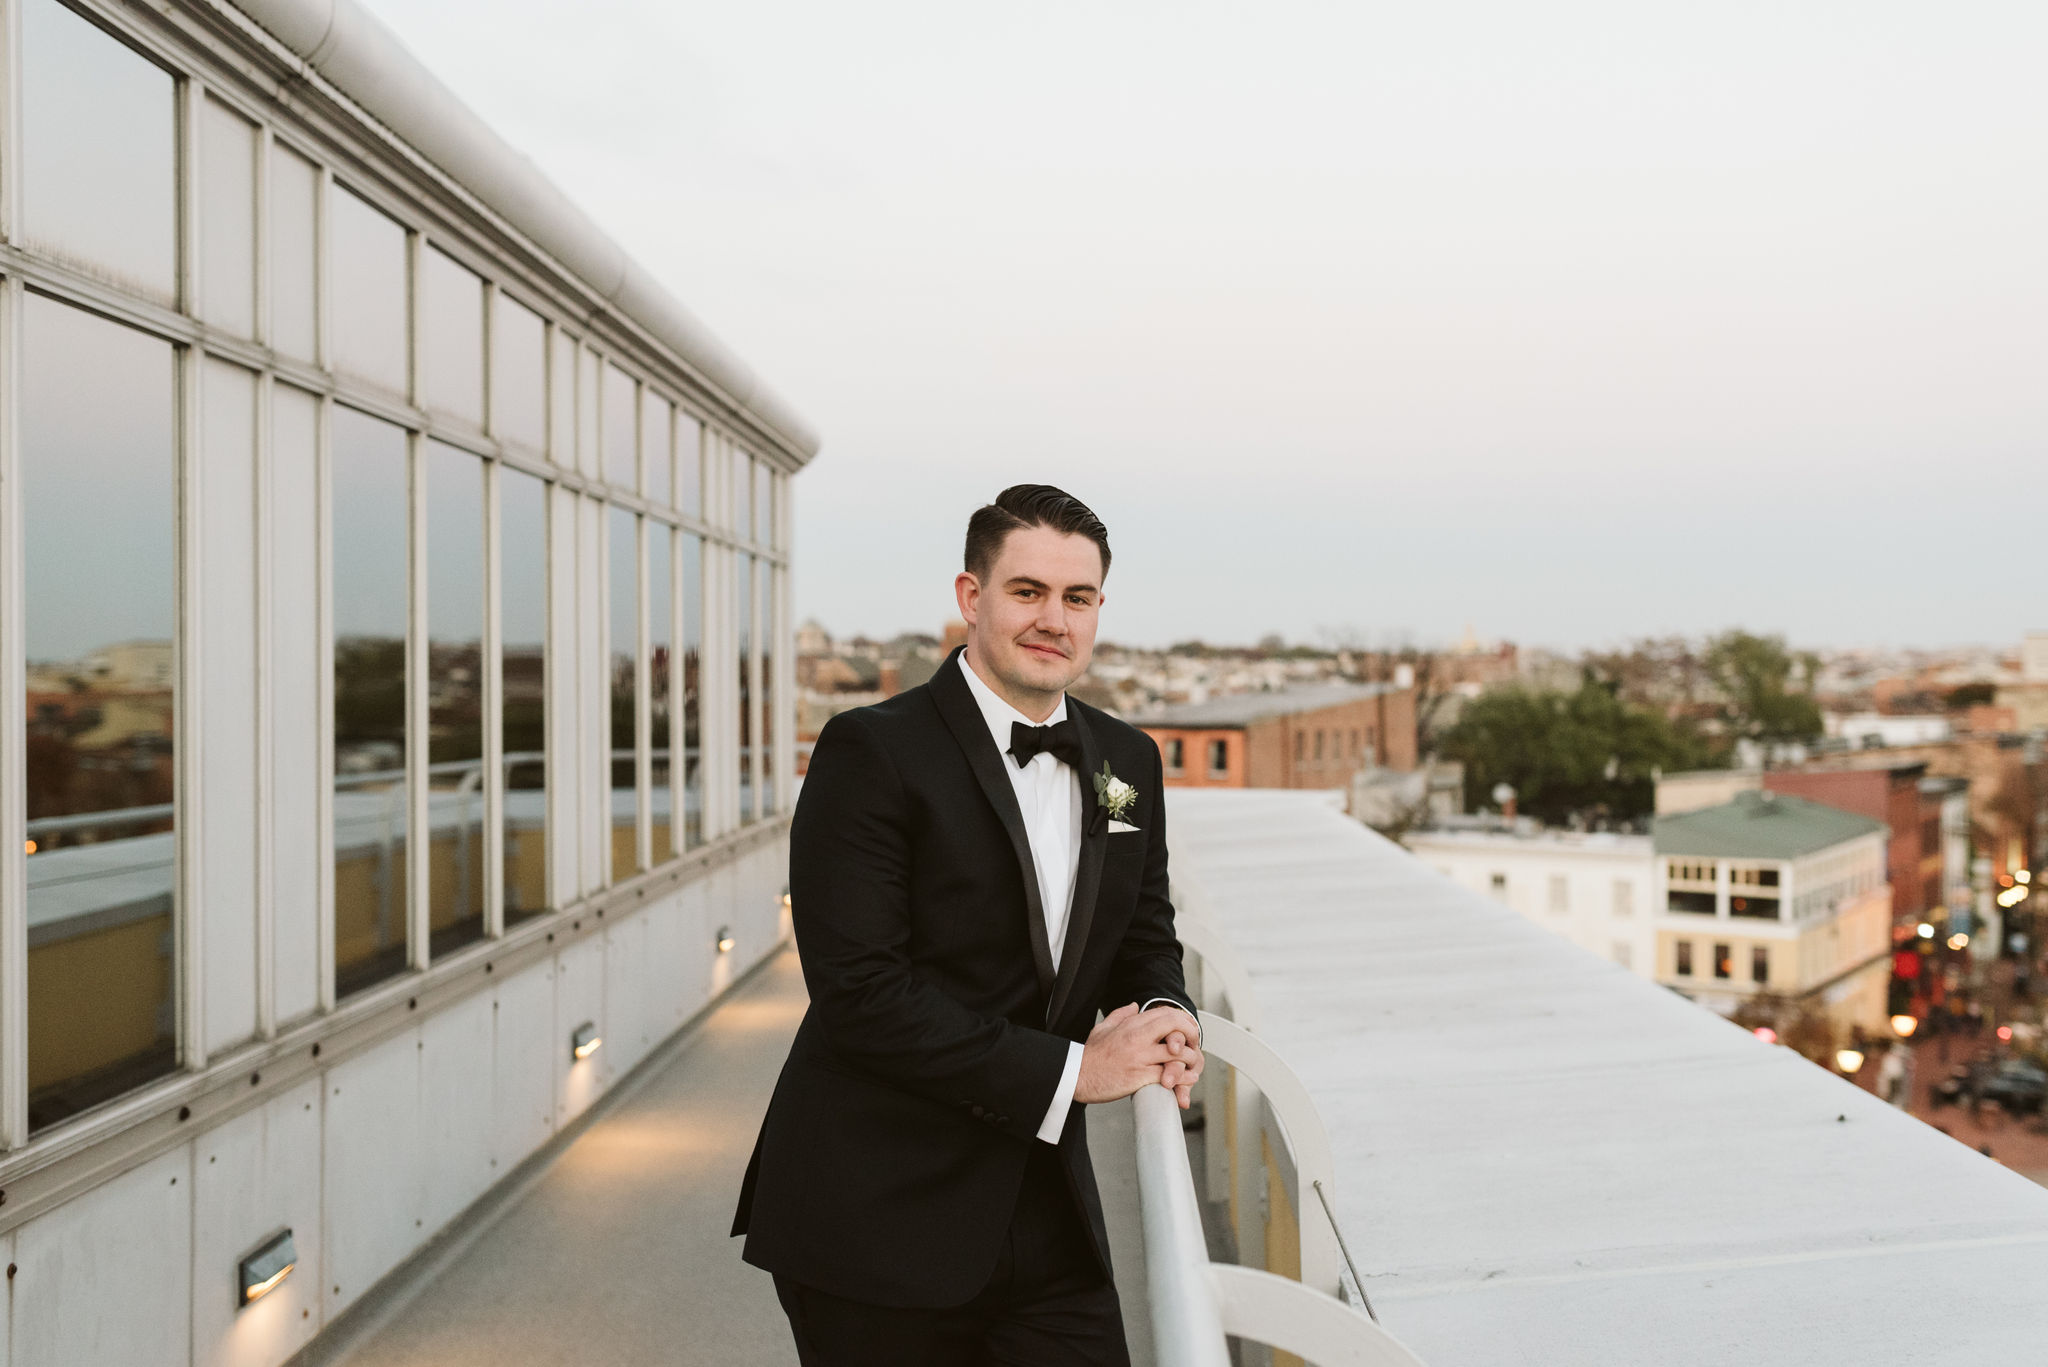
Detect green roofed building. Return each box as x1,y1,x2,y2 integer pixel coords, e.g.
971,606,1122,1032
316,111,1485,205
1650,791,1893,1031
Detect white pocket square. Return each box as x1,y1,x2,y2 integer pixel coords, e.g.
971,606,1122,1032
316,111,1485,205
1108,819,1140,834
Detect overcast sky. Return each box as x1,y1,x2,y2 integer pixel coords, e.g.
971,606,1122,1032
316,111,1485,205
363,0,2047,652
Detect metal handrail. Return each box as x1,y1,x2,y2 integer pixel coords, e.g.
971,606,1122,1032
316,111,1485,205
1133,1084,1427,1366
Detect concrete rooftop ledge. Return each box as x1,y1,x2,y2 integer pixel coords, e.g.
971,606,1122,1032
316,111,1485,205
1164,789,2048,1365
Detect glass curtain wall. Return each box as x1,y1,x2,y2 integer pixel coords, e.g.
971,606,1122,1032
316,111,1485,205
609,507,641,881
649,526,674,862
760,558,775,816
681,534,704,849
737,552,754,824
0,0,796,1142
332,410,411,997
426,442,486,955
502,469,549,924
20,296,179,1134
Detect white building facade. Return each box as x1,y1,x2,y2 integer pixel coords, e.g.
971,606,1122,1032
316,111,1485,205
1403,827,1659,975
0,2,813,1364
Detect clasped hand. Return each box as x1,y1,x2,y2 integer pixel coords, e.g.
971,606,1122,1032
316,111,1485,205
1075,1002,1204,1109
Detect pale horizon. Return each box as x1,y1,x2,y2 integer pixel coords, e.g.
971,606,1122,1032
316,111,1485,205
363,0,2048,654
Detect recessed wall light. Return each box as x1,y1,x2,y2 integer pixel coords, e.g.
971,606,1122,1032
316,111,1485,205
716,926,735,953
571,1021,601,1061
238,1229,296,1308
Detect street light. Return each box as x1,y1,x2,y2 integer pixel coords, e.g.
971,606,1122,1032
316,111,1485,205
1891,1014,1919,1038
1836,1048,1866,1074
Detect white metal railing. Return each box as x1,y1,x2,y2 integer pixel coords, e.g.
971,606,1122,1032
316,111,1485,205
1135,881,1429,1366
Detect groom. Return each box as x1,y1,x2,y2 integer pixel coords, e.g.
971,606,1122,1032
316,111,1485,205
733,485,1205,1365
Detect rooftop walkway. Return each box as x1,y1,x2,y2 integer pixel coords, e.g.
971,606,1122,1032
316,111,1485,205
1166,788,2048,1365
299,946,1161,1366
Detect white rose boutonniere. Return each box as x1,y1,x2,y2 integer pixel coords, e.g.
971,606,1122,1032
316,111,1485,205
1093,762,1139,828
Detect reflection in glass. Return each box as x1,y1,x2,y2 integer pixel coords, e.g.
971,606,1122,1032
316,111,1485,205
421,248,484,426
676,412,702,518
737,451,755,541
762,561,777,815
681,534,703,849
21,296,177,1133
642,390,672,508
649,527,674,862
604,364,637,492
549,329,575,463
502,470,549,923
199,95,257,336
330,186,409,393
269,144,320,361
610,508,641,881
21,0,175,300
427,443,486,956
493,295,547,451
738,553,755,824
333,408,411,996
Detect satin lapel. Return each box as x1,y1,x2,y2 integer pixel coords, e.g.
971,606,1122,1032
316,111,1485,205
1046,705,1109,1028
928,651,1056,998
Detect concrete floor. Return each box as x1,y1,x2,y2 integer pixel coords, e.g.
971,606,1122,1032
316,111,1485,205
332,951,809,1367
320,947,1162,1367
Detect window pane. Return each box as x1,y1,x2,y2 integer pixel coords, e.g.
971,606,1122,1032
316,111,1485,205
333,408,411,997
420,248,484,426
21,296,177,1133
604,364,637,491
492,295,547,450
268,143,319,361
427,442,486,956
642,390,672,508
199,95,257,336
609,508,640,880
331,187,409,394
680,534,703,849
649,528,674,862
737,452,755,540
21,0,175,300
761,562,778,815
675,411,702,518
577,347,600,478
549,328,575,464
502,468,549,924
738,553,755,823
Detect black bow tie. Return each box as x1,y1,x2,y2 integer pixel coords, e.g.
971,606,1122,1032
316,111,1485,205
1009,719,1082,770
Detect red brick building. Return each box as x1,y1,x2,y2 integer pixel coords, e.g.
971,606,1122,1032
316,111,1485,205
1140,683,1417,789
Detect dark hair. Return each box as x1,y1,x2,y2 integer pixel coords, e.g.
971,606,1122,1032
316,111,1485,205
963,484,1112,585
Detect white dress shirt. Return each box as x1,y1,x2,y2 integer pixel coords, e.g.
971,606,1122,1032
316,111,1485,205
956,653,1195,1145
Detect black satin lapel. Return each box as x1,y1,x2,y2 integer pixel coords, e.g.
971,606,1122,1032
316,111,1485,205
1046,706,1109,1028
929,650,1056,997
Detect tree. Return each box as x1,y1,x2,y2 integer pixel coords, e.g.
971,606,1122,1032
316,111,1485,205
1437,676,1711,824
1703,630,1822,744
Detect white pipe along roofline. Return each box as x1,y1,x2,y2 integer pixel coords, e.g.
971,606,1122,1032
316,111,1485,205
227,0,821,463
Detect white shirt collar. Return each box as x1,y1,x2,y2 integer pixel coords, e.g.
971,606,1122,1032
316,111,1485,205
957,650,1068,760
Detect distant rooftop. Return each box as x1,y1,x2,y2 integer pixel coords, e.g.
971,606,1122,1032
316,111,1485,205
1136,681,1402,729
1653,791,1886,860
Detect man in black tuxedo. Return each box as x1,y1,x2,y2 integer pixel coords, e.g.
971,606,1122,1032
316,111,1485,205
733,485,1205,1365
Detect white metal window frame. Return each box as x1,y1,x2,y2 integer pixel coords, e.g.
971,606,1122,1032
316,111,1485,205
0,0,798,1163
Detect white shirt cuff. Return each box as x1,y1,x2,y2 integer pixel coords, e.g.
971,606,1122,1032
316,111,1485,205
1142,997,1202,1045
1035,1041,1086,1144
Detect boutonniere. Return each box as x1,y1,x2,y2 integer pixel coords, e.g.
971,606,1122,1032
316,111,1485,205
1093,762,1139,828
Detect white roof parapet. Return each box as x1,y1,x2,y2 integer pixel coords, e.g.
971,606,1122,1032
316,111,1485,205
1167,787,2048,1365
230,0,820,462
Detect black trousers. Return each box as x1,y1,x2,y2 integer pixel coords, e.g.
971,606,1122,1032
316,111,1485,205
772,1144,1130,1367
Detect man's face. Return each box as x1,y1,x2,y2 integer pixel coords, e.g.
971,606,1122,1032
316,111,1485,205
956,524,1104,705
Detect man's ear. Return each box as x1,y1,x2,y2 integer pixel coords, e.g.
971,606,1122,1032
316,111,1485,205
953,571,981,625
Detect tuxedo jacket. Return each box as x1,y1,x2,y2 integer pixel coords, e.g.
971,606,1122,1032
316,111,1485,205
731,648,1195,1308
